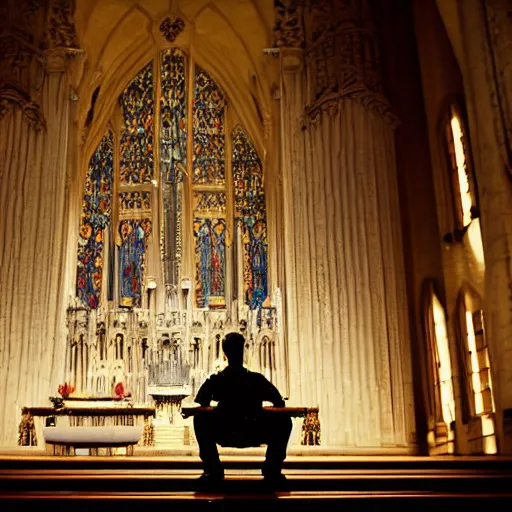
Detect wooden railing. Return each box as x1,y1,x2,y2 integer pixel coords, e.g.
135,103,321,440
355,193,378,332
182,406,321,446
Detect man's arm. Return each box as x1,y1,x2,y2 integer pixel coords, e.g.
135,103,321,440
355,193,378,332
195,377,214,406
261,375,286,407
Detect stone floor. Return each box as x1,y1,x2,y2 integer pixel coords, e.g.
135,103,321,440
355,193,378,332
1,453,512,510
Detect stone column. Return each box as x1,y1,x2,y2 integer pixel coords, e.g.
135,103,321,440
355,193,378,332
276,0,415,447
0,0,81,446
437,0,512,454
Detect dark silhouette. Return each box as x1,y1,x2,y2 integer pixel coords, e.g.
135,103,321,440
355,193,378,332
194,332,292,486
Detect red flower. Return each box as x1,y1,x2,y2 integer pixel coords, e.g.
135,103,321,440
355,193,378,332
58,383,75,398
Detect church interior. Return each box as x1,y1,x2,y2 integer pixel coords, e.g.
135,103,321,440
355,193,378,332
1,0,512,506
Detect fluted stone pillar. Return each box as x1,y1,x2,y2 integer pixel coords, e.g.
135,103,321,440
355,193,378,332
0,0,81,446
276,0,415,448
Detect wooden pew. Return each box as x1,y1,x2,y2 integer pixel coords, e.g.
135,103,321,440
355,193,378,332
182,406,321,445
182,406,314,418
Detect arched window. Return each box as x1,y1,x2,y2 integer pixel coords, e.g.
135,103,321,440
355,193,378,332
442,99,485,271
76,49,268,312
456,287,497,454
421,281,456,454
444,102,478,231
76,131,114,309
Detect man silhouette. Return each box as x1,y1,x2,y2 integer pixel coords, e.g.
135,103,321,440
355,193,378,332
194,332,292,486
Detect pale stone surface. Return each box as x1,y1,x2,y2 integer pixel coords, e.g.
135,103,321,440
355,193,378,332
6,0,512,455
0,0,416,451
0,75,74,446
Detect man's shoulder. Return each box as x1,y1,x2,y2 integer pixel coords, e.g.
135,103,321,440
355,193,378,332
207,372,224,384
246,370,272,385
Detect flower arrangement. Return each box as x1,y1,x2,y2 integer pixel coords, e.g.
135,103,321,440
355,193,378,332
114,382,132,400
57,382,75,398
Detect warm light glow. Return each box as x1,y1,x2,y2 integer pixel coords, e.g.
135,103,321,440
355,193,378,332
484,349,496,412
451,114,472,227
483,435,498,455
466,308,497,453
433,294,456,424
481,414,495,436
465,312,483,413
465,311,496,415
467,219,485,272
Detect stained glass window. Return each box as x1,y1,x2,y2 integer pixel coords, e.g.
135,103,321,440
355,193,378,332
193,191,227,213
194,218,226,308
161,48,187,184
119,63,154,185
161,48,187,288
79,54,269,312
193,192,227,308
119,219,152,308
193,68,226,185
232,126,268,308
119,191,151,212
76,131,114,309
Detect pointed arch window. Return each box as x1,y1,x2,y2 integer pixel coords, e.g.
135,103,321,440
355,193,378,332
444,101,479,232
421,281,456,454
232,125,268,309
443,100,486,271
456,288,497,454
117,62,155,307
76,131,114,309
76,49,269,312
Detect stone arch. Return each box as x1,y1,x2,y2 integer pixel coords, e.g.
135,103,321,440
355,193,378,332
75,0,275,174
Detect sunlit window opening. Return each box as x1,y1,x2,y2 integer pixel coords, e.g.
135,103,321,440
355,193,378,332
467,218,485,273
433,295,456,427
450,113,473,227
465,310,497,454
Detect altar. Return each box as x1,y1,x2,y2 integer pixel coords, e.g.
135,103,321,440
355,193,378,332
18,397,320,455
18,397,155,454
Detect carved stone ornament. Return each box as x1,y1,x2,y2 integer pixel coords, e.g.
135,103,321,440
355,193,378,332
0,0,46,128
303,0,398,126
0,81,46,129
0,0,81,126
159,16,185,43
43,0,82,73
44,0,80,50
273,0,305,48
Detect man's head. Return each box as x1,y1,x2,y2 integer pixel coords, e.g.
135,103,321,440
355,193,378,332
222,332,245,366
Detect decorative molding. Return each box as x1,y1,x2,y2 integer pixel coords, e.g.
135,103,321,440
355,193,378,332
43,0,82,72
0,80,46,129
273,0,305,48
280,47,304,73
44,0,80,50
159,16,185,43
0,1,46,127
0,0,82,123
303,0,398,126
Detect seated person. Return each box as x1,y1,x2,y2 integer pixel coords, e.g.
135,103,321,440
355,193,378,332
194,332,292,485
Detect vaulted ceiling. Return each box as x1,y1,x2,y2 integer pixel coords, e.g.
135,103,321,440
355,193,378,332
74,0,276,160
